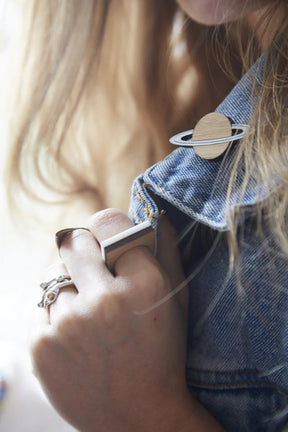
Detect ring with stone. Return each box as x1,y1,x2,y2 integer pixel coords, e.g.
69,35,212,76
38,274,73,308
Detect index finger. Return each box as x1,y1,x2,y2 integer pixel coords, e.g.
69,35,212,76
58,228,113,292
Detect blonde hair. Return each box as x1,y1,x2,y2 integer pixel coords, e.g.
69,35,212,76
225,2,288,265
5,0,288,259
5,0,234,218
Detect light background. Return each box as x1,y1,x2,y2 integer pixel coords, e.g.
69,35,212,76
0,1,77,430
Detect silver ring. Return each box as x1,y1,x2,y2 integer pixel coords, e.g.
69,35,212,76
38,274,73,308
169,124,247,147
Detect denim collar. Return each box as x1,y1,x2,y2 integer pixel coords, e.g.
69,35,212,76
130,54,268,231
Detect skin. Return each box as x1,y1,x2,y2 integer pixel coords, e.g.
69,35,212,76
177,0,274,25
31,1,280,431
31,210,224,432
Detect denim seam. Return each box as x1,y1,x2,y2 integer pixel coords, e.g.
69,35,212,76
142,176,229,230
187,379,288,398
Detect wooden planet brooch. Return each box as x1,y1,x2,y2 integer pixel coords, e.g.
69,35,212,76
169,112,247,160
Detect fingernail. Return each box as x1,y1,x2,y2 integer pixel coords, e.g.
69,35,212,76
55,227,90,250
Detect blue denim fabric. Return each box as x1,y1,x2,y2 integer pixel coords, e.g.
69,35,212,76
128,53,288,431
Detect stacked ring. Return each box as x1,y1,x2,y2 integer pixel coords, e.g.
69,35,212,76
38,274,73,308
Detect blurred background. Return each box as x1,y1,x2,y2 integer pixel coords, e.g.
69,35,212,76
0,1,77,430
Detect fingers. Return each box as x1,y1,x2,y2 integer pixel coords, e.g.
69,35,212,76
87,208,134,241
45,260,69,281
88,209,169,310
38,210,135,327
88,209,156,277
31,260,71,333
58,227,113,294
48,209,163,313
44,261,78,322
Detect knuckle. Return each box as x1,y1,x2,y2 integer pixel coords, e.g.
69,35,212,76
133,259,168,303
87,209,132,239
94,292,124,329
88,208,126,228
146,265,167,296
54,307,83,336
89,292,131,345
30,329,55,366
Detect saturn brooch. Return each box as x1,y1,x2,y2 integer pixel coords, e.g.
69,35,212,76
169,112,247,160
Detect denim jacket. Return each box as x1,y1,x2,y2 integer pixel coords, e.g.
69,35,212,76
129,54,288,431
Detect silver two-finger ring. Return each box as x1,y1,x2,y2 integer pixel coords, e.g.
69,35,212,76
38,274,73,308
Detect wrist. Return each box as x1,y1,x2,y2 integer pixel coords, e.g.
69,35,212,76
84,391,224,432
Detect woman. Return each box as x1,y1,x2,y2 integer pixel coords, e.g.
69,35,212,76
6,0,288,430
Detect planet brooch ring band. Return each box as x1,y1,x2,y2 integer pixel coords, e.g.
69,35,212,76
38,274,73,308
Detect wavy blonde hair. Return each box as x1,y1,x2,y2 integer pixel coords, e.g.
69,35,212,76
5,0,235,216
225,2,288,265
5,0,288,255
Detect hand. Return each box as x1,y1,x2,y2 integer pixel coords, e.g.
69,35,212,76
31,209,223,432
